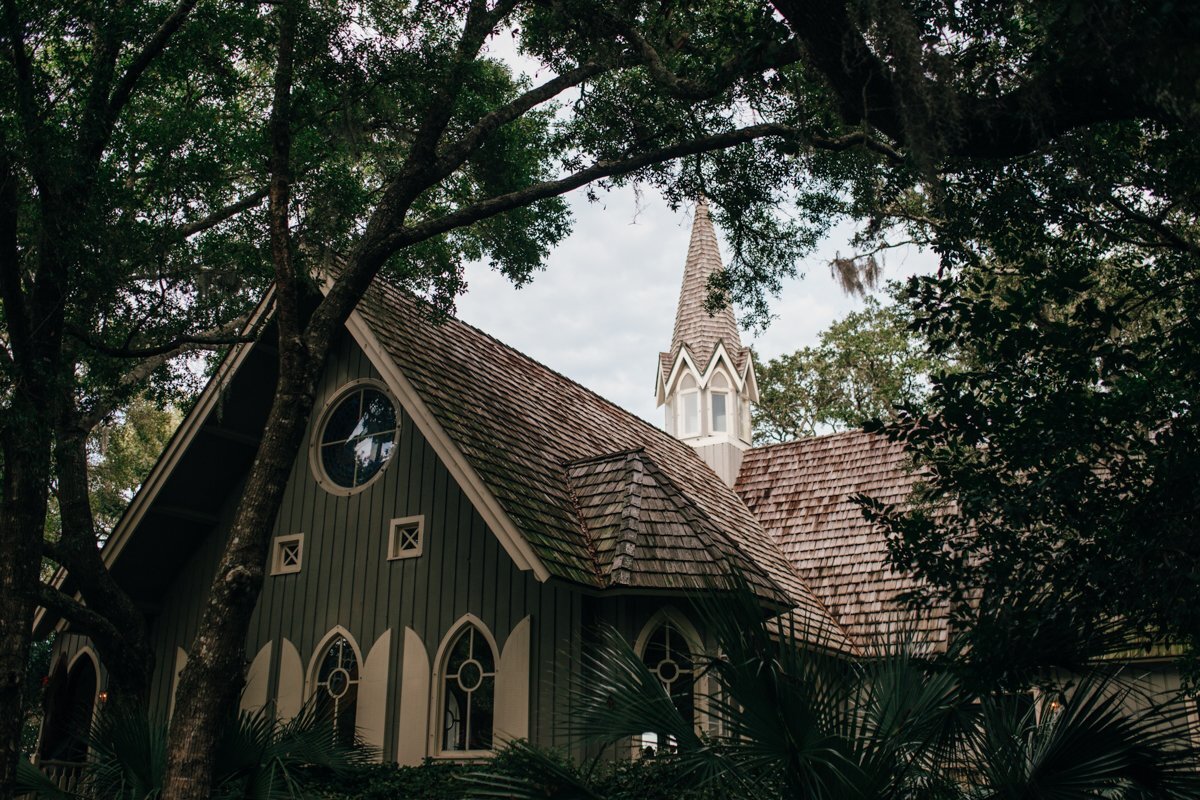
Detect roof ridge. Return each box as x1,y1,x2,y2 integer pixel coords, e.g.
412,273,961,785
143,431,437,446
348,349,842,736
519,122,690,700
610,451,645,586
561,459,606,584
746,428,877,453
562,446,646,468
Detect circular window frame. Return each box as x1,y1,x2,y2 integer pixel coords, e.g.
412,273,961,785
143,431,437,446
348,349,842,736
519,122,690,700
309,379,401,496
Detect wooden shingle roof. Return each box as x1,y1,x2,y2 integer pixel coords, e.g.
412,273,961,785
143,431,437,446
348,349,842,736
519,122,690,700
736,431,948,648
356,280,854,651
566,449,776,596
659,200,750,384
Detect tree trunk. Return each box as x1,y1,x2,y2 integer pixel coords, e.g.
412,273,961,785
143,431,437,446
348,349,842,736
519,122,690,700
160,348,320,799
51,411,155,708
0,416,53,799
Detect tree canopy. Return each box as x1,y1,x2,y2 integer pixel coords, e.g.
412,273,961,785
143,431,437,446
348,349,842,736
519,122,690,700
2,0,1198,795
754,293,946,441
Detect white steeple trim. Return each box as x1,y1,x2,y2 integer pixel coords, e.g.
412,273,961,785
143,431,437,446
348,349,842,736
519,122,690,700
657,341,756,406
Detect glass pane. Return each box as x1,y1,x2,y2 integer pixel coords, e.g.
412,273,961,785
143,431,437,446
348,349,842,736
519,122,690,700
683,393,698,434
711,392,727,432
360,389,397,436
446,629,472,674
352,434,394,485
336,682,359,746
322,442,358,487
322,391,363,444
644,626,669,667
469,675,495,750
443,678,468,751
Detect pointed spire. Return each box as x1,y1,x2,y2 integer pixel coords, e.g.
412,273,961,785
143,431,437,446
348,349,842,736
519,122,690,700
668,198,743,369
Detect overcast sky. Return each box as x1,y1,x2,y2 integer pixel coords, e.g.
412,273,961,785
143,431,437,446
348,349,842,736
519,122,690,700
455,187,938,425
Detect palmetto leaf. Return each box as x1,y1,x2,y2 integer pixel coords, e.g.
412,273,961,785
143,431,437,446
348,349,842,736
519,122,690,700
967,672,1200,800
19,699,370,800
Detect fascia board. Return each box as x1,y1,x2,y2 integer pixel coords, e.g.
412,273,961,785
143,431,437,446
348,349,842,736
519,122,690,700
344,310,551,583
662,347,702,397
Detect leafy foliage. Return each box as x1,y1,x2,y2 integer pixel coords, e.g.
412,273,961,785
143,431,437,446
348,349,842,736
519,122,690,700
16,702,369,800
753,293,947,441
861,119,1200,679
462,587,1199,800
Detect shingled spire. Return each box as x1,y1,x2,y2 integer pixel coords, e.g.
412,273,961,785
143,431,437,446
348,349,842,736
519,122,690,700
656,199,759,487
668,197,744,369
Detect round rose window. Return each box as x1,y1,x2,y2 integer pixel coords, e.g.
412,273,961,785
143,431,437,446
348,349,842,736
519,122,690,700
317,385,399,491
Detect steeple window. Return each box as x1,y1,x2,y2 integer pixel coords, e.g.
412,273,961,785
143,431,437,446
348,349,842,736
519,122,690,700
676,374,699,437
710,373,730,434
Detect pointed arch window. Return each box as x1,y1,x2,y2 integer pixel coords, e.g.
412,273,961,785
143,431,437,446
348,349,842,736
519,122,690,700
636,620,697,756
439,624,496,753
313,635,360,745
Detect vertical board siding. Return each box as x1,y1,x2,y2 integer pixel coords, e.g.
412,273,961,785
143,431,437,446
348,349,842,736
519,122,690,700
139,331,580,756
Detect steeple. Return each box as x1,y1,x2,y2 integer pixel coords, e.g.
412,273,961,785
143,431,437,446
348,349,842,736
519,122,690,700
669,198,744,369
656,199,759,487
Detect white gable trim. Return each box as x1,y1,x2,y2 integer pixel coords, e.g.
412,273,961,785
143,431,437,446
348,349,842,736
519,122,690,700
660,342,748,404
344,310,550,582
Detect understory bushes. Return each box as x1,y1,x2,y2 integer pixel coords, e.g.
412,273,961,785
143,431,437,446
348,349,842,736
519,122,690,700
309,750,714,800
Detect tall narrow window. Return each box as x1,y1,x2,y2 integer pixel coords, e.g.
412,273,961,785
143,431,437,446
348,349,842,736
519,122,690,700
440,624,496,752
639,622,695,755
676,374,699,437
710,373,729,433
314,635,360,745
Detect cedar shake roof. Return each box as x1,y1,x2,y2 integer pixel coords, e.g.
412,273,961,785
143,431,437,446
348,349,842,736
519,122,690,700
659,200,751,384
357,280,854,651
736,430,948,648
566,449,774,594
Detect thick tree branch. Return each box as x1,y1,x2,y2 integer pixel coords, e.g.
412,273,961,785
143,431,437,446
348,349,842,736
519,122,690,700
176,188,269,238
433,61,612,177
67,311,256,360
771,0,1200,159
0,140,30,363
391,124,899,252
0,0,51,192
35,583,124,647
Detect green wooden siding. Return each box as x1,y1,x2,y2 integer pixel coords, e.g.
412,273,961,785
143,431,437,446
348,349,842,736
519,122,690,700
140,331,581,756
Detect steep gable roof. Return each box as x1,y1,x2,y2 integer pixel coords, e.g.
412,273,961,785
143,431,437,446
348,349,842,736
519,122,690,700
736,431,948,648
353,280,854,651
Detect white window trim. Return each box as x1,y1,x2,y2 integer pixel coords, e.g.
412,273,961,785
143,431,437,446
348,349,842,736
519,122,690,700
678,389,700,438
710,390,730,434
309,378,401,497
428,614,500,759
270,533,304,576
388,515,425,561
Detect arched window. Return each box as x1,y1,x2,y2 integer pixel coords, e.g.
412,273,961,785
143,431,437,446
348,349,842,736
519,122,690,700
676,374,699,437
633,614,700,758
709,372,730,434
312,634,360,745
439,623,496,753
642,622,696,728
39,652,98,762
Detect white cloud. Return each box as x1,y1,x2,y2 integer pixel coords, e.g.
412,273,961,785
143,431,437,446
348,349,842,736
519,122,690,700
456,186,937,426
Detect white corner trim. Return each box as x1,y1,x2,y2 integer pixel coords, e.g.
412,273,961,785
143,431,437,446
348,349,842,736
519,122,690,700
344,310,550,582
